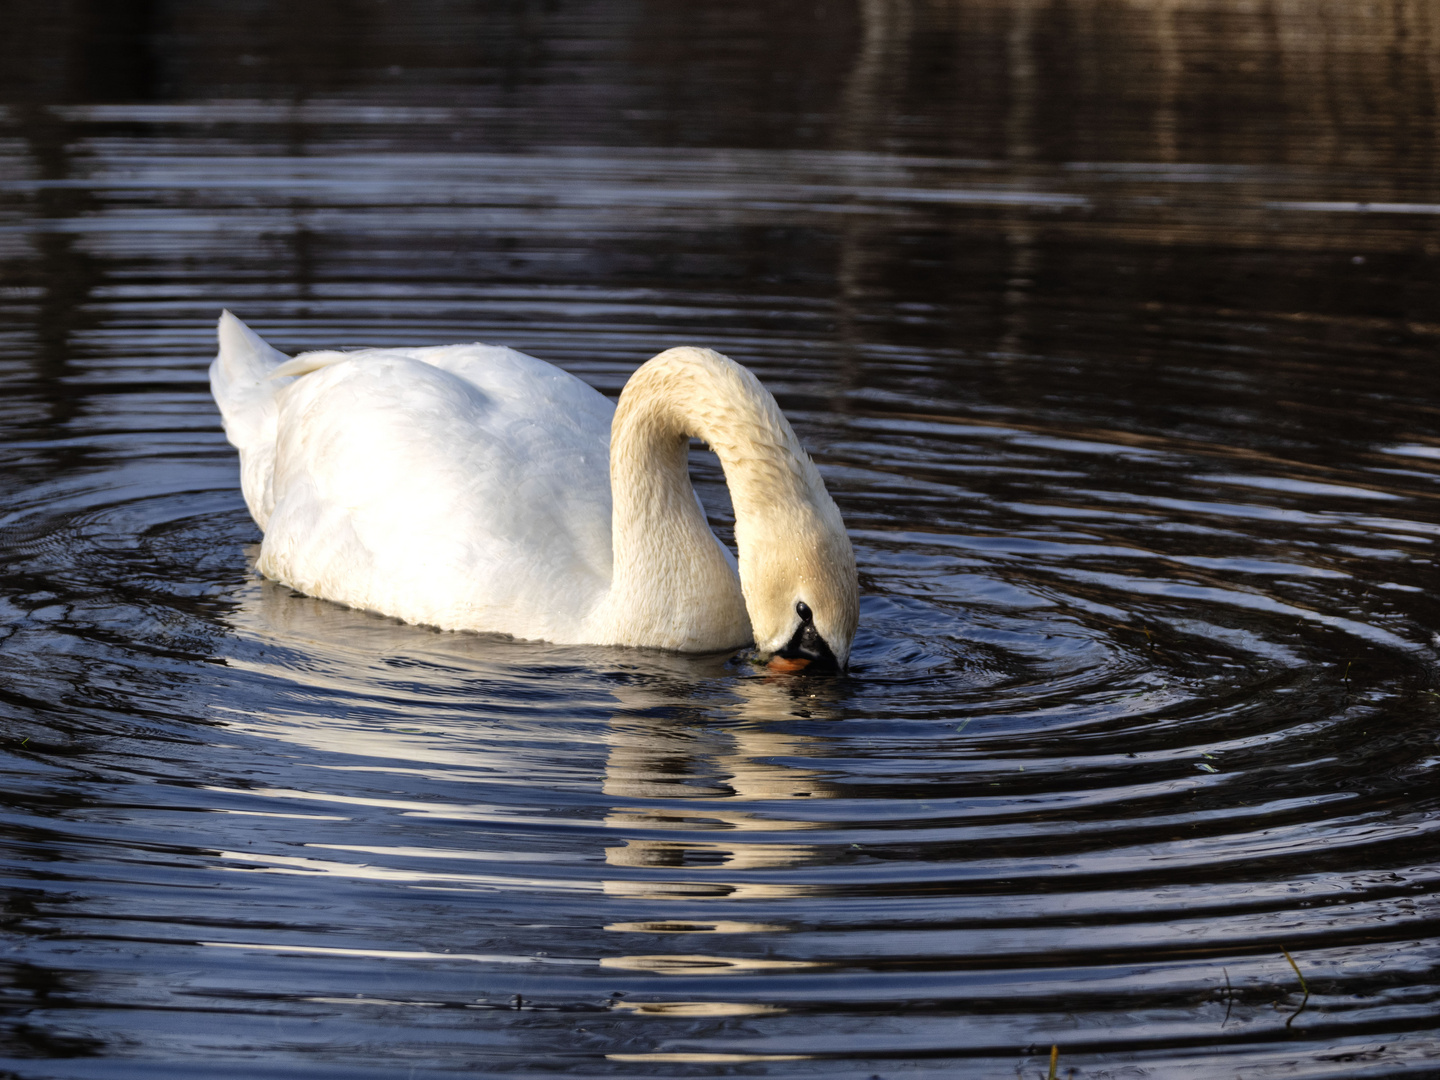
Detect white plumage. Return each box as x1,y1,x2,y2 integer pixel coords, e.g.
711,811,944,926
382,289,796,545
210,312,858,665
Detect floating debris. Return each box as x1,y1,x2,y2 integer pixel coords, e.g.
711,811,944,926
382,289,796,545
1282,947,1310,1028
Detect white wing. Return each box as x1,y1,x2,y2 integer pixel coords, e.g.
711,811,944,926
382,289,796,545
214,314,617,642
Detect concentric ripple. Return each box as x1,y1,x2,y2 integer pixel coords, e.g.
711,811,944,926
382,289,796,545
3,38,1440,1080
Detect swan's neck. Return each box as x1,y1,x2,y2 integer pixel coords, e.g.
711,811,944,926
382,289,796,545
599,347,817,652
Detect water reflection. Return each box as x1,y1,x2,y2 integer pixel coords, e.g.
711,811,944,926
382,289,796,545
226,574,842,902
599,677,843,905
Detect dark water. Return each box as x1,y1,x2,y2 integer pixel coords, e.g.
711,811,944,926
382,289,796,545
2,3,1439,1077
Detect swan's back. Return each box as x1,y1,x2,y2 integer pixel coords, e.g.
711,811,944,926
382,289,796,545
211,313,617,642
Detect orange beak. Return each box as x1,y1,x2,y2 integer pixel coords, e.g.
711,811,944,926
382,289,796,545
766,655,812,674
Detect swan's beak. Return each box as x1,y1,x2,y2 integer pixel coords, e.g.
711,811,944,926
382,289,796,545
767,655,813,673
772,619,841,673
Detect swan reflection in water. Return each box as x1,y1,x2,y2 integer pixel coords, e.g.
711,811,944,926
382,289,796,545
595,670,843,991
215,572,845,906
600,671,844,904
215,573,839,997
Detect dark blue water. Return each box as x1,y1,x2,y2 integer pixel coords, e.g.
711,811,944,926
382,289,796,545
1,3,1438,1076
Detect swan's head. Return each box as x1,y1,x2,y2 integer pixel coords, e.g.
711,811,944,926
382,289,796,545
739,499,859,672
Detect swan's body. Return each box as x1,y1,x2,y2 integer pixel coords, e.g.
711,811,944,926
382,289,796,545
210,313,858,666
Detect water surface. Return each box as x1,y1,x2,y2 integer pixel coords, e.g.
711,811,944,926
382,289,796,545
1,3,1439,1077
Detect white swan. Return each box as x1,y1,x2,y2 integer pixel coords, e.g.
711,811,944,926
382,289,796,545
210,313,859,668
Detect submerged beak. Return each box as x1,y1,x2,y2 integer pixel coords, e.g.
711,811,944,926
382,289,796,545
772,618,841,673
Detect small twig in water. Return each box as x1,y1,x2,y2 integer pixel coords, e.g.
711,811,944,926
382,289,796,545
1222,966,1234,1027
1281,946,1310,1028
1048,1045,1059,1080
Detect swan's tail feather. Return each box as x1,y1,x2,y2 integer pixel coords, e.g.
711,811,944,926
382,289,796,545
210,310,290,453
210,311,293,528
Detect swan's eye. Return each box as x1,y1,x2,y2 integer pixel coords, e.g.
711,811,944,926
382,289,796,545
795,600,813,622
